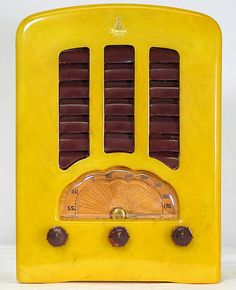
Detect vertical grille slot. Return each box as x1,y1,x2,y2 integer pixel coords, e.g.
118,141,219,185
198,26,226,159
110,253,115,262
104,46,134,153
149,48,180,169
59,48,89,170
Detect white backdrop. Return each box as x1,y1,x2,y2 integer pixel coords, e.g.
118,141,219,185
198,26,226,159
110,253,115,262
0,0,235,246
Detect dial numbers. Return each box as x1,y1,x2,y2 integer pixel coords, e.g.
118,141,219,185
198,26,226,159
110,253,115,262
59,168,179,220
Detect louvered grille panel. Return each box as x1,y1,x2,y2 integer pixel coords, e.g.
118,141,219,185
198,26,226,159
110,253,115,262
149,48,180,169
59,48,89,170
104,46,134,153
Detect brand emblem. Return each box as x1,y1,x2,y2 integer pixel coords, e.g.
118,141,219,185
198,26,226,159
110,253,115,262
110,17,127,37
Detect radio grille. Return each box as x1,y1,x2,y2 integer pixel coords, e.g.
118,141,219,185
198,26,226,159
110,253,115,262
59,48,89,170
149,48,180,169
104,46,135,153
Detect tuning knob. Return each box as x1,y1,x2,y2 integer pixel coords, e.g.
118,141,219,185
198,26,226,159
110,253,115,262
171,226,193,246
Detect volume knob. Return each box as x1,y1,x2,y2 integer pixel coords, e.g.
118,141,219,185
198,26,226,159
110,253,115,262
47,227,68,247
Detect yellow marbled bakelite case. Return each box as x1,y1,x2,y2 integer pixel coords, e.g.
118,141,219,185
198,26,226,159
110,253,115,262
16,4,221,283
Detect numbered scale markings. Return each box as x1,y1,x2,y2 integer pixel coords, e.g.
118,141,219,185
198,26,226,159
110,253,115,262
59,168,179,220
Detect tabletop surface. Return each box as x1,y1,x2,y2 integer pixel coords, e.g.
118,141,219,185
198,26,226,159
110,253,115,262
1,245,236,290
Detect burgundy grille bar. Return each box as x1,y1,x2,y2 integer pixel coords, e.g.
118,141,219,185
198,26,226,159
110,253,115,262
59,48,89,169
104,46,135,153
149,48,180,169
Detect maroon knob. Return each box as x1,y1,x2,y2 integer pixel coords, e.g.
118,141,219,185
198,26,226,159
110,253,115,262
171,226,193,246
108,226,129,247
47,227,68,247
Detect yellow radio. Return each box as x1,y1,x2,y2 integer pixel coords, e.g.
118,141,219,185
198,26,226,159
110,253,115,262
16,4,221,283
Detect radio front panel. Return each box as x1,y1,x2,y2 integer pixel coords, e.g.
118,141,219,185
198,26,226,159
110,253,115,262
16,4,221,283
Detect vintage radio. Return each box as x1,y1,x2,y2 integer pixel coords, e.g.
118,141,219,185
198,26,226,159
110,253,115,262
16,4,221,283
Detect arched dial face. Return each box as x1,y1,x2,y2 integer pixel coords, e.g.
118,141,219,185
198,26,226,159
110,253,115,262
59,168,179,220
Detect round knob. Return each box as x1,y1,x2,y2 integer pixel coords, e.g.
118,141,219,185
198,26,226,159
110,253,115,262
108,226,129,247
171,226,193,246
47,227,68,247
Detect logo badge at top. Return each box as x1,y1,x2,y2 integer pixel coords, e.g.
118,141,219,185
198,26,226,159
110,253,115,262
110,16,127,37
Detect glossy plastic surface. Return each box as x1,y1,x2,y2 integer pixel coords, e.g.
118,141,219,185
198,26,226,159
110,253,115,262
16,4,221,283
